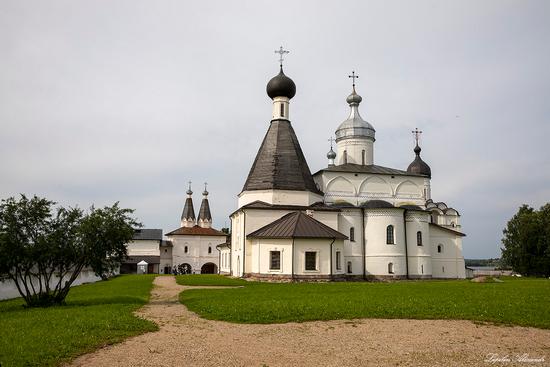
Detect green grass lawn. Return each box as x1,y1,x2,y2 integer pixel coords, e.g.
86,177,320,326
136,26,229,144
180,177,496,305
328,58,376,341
0,274,158,367
179,276,550,328
176,274,248,286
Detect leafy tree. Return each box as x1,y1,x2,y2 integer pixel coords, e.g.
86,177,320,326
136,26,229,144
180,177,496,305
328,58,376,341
0,195,140,307
501,204,550,277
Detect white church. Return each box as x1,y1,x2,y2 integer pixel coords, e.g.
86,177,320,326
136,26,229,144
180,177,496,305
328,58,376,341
123,183,227,275
218,53,466,280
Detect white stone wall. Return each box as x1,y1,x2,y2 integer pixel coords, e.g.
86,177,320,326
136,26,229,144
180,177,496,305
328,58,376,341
246,238,345,277
168,235,225,274
336,137,374,165
0,268,104,301
160,245,172,274
405,211,432,277
314,171,429,207
430,225,466,278
126,240,160,256
219,246,231,274
338,209,364,275
364,209,407,277
238,189,323,208
230,208,341,277
272,96,290,120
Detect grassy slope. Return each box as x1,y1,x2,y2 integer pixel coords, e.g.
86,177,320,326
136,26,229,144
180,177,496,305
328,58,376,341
0,275,158,367
179,276,550,328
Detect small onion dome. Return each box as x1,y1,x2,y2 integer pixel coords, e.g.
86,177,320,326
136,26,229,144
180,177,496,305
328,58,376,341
186,188,193,195
407,145,432,178
202,189,209,196
327,148,336,159
335,88,375,142
266,67,296,100
346,89,363,105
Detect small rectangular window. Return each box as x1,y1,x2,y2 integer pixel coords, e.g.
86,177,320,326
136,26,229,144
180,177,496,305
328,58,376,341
336,251,341,270
347,261,352,273
362,150,365,165
305,251,316,271
270,251,281,270
350,227,355,242
280,103,284,117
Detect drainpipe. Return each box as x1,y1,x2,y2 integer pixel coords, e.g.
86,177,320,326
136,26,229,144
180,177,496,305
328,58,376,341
329,238,335,279
361,208,366,280
242,210,246,278
228,217,233,276
216,245,221,274
403,210,409,280
291,238,295,281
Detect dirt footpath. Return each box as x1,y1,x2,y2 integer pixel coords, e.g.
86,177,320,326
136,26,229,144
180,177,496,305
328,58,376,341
70,276,550,367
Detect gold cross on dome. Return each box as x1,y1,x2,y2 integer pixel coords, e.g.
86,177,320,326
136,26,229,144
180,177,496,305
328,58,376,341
348,71,359,87
412,128,423,145
275,46,289,67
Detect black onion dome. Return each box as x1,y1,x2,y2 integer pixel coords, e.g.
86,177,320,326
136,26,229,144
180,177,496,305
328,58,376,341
407,145,432,178
266,67,296,99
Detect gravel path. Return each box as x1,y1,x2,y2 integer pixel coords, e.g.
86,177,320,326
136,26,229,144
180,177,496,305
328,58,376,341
70,276,550,367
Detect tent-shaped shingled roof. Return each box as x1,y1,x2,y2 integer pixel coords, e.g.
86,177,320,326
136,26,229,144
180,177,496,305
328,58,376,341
247,211,347,239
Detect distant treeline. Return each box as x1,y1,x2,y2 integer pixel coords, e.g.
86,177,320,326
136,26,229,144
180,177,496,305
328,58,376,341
465,258,502,267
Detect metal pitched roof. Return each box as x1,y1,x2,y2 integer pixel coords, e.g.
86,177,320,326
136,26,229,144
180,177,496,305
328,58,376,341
230,200,340,217
181,197,196,221
313,163,425,177
132,229,162,241
166,225,227,237
242,119,323,195
429,223,466,237
198,197,212,221
247,211,347,240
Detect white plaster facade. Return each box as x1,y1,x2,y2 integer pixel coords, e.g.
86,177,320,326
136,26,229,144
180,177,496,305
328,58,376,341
168,234,225,274
226,67,466,281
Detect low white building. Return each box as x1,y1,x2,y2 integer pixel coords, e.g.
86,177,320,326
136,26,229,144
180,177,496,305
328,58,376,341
123,186,227,275
121,229,163,274
166,184,228,274
221,62,466,281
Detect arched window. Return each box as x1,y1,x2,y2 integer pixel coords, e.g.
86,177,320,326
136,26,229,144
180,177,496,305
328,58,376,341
386,225,394,244
208,246,212,254
388,262,394,274
437,244,443,253
347,261,352,273
343,150,348,164
450,221,455,227
350,227,355,242
361,150,365,165
184,246,188,254
417,231,422,246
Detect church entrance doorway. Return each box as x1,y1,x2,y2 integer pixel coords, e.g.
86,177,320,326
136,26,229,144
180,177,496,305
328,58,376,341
201,262,217,274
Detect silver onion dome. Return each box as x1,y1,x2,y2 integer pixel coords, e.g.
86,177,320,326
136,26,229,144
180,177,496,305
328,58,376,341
327,148,336,159
335,88,375,142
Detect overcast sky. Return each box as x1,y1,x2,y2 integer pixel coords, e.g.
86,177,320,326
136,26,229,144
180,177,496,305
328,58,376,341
1,0,549,259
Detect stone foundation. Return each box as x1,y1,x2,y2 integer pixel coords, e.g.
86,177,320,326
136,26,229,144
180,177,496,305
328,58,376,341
244,273,349,282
